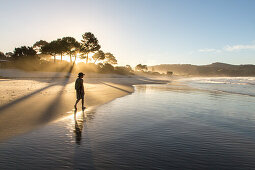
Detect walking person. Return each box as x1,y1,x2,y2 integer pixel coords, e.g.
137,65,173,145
74,72,86,110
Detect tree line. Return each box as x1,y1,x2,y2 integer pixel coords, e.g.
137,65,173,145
1,32,117,65
0,32,161,75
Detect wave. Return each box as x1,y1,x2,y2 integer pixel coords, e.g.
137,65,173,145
178,77,255,96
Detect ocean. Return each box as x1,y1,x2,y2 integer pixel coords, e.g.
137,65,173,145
0,77,255,169
179,77,255,96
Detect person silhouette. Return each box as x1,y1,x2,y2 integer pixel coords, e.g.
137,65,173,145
74,72,86,110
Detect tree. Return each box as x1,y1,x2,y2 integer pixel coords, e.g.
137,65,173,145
56,38,67,61
125,65,133,72
12,46,37,60
5,52,13,58
135,64,148,72
114,66,134,75
80,32,101,63
33,40,48,54
104,52,117,65
98,63,114,73
41,40,59,63
0,51,6,60
167,71,173,76
92,50,105,63
61,37,80,63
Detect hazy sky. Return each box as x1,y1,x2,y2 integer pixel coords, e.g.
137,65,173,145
1,0,255,66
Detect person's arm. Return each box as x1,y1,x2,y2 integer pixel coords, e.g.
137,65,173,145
81,79,84,91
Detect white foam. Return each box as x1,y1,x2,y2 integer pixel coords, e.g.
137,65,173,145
178,77,255,96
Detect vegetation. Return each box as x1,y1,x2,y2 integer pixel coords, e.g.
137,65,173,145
0,51,7,60
41,40,59,63
33,40,48,54
2,31,255,77
80,32,101,64
114,66,133,75
98,63,115,73
12,46,38,60
0,32,176,76
104,53,117,65
135,64,148,72
92,50,105,63
0,32,134,75
167,71,173,76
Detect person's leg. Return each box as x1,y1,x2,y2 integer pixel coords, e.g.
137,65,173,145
81,98,84,107
82,97,86,110
74,99,80,109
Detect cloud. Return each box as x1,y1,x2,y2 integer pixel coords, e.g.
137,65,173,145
198,42,255,53
198,48,221,53
224,44,255,51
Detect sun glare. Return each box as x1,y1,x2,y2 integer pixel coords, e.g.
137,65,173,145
54,53,95,63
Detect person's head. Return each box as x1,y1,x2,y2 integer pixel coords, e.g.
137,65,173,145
78,72,85,78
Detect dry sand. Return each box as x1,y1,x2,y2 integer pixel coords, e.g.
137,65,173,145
0,69,170,141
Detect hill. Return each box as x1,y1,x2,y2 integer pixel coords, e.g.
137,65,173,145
149,62,255,76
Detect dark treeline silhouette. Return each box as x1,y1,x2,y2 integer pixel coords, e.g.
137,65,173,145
150,62,255,76
0,51,8,60
1,32,175,76
135,64,148,72
0,32,136,75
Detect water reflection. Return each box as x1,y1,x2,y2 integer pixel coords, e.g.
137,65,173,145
74,110,85,145
72,109,96,145
135,84,199,94
1,84,255,169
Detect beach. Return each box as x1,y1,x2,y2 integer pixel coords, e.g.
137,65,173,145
2,69,255,169
0,69,169,142
1,0,254,168
1,80,255,169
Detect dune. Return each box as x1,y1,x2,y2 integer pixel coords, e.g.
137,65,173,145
0,69,169,141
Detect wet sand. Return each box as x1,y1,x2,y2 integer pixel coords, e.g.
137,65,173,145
0,71,169,142
1,84,255,169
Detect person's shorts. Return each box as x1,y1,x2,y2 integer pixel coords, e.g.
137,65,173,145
76,90,84,100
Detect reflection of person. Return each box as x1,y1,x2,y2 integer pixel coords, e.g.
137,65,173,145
74,72,86,110
74,110,84,145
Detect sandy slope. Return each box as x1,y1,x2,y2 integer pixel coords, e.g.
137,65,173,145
0,70,169,142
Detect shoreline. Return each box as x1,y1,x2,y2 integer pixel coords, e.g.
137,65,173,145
0,73,170,142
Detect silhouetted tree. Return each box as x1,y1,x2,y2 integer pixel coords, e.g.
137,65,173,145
104,52,117,65
125,65,133,72
61,37,80,63
56,38,67,61
41,40,59,63
33,40,48,54
80,32,101,63
12,46,37,60
167,71,173,76
135,64,148,72
92,50,105,63
5,52,13,58
0,51,6,60
114,66,133,75
98,63,114,73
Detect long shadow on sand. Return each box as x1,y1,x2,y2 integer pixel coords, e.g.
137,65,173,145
38,72,72,123
0,64,75,142
100,82,132,94
0,64,74,113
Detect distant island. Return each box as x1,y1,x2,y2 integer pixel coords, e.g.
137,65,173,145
149,62,255,77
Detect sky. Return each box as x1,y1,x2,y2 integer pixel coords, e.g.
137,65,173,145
0,0,255,66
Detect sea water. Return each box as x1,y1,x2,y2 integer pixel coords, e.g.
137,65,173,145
179,77,255,96
1,78,255,169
